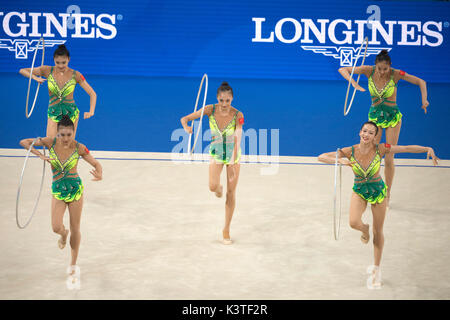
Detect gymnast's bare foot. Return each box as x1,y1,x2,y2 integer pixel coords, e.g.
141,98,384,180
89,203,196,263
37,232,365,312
222,229,232,245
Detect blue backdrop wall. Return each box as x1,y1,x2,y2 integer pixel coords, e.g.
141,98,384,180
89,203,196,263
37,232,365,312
0,0,449,158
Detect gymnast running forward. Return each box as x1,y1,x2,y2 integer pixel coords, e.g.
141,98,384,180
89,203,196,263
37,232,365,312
318,121,438,289
20,115,102,288
19,44,97,138
339,50,429,206
181,82,244,245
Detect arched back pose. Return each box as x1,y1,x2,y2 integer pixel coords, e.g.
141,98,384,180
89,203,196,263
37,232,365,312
339,50,429,205
19,44,97,138
318,121,438,289
20,115,102,288
181,82,244,244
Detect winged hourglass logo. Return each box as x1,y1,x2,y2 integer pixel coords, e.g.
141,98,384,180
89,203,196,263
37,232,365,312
0,38,66,59
301,45,391,67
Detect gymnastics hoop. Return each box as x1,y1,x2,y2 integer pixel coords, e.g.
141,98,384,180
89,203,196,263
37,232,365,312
25,37,45,118
333,148,342,240
187,73,208,156
16,137,46,229
343,36,368,116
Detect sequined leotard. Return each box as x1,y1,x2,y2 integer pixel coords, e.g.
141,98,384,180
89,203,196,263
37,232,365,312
47,67,79,122
367,66,402,128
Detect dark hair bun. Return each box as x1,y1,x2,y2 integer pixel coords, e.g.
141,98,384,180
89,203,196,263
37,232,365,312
57,115,75,129
375,49,391,64
54,43,70,58
217,81,233,97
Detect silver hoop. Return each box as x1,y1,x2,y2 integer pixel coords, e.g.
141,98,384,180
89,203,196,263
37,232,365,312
25,38,45,118
333,148,342,240
344,37,368,116
187,74,208,155
16,137,46,229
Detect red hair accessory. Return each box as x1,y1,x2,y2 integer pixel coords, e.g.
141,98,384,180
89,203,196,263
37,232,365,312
239,117,244,125
399,70,405,76
384,143,391,149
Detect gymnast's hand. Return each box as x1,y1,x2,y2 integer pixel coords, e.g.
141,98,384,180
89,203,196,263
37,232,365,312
339,158,354,167
38,153,53,163
421,100,429,114
90,169,102,181
353,83,366,92
84,111,94,119
184,125,193,134
34,76,46,84
426,147,439,166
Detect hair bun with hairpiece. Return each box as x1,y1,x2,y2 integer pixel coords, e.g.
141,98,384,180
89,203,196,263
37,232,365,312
57,115,75,130
54,44,70,58
375,49,391,64
217,81,233,97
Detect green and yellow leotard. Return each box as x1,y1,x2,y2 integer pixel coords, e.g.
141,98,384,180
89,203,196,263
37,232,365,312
350,144,387,204
47,67,79,122
209,104,241,164
368,66,402,128
49,138,83,202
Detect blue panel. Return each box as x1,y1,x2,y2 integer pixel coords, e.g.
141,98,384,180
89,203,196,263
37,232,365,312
0,0,449,81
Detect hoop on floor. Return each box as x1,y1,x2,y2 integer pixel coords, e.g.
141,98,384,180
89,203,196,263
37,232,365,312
333,148,342,240
25,37,45,118
16,137,46,229
187,73,208,156
343,37,368,116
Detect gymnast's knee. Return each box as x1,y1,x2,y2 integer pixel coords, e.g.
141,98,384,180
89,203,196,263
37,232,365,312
372,229,384,244
70,230,81,239
349,219,361,230
209,183,219,192
52,224,64,234
69,223,81,234
225,190,235,202
384,154,395,166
